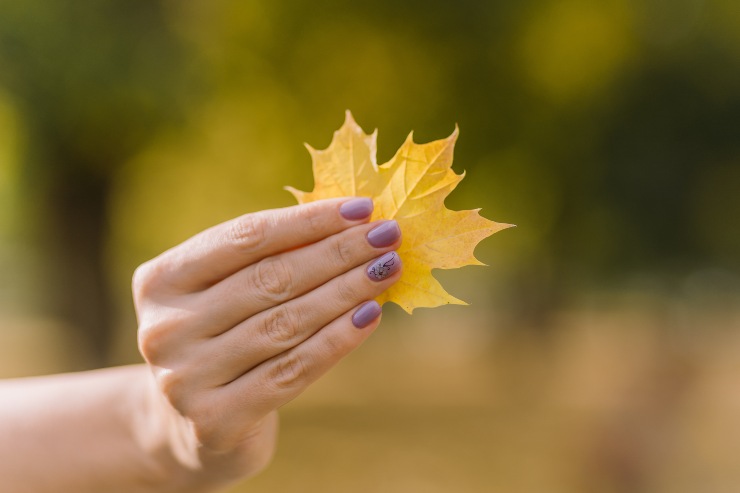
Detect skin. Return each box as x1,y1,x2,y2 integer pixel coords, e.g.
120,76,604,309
0,197,402,492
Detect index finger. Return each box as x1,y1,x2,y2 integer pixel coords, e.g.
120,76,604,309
139,197,374,293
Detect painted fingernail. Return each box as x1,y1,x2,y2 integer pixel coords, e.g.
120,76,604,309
352,300,382,329
367,220,401,248
339,197,373,220
367,251,401,281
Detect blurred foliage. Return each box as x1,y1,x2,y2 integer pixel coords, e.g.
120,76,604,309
0,0,191,167
0,0,737,354
0,0,738,358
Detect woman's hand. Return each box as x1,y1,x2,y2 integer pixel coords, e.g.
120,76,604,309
132,197,401,489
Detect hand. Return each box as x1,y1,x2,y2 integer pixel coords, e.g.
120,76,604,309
132,197,402,489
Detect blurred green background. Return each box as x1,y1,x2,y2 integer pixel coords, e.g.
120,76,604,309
1,0,740,491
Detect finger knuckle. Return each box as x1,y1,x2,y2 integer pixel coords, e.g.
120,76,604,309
131,260,163,302
323,329,353,356
228,213,268,253
136,311,184,363
156,368,190,411
254,257,292,301
271,353,307,390
331,236,355,266
137,321,168,363
336,277,361,306
261,305,297,346
299,205,326,233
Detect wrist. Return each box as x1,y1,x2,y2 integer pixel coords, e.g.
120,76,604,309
131,367,278,491
129,366,210,492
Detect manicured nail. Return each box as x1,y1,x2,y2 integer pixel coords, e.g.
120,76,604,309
367,220,401,248
367,251,401,281
339,197,373,220
352,300,382,329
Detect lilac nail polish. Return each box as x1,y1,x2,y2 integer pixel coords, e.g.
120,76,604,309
352,300,382,328
367,220,401,248
339,198,373,220
367,251,401,281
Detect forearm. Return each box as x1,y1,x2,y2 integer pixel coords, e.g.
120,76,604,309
0,365,197,493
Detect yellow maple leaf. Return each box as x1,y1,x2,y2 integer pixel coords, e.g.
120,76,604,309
286,111,513,313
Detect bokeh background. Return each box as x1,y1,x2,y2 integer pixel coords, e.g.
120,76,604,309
1,0,740,491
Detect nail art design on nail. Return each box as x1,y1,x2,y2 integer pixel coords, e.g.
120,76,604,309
368,252,399,280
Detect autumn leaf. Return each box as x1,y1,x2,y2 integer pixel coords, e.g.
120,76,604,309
286,111,513,313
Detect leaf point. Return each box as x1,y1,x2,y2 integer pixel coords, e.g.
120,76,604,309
472,255,489,267
284,185,306,202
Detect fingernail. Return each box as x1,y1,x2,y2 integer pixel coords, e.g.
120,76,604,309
339,197,373,220
366,251,401,281
367,220,401,248
352,300,382,329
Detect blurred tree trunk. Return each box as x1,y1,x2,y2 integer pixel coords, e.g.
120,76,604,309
0,1,192,368
44,164,114,368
